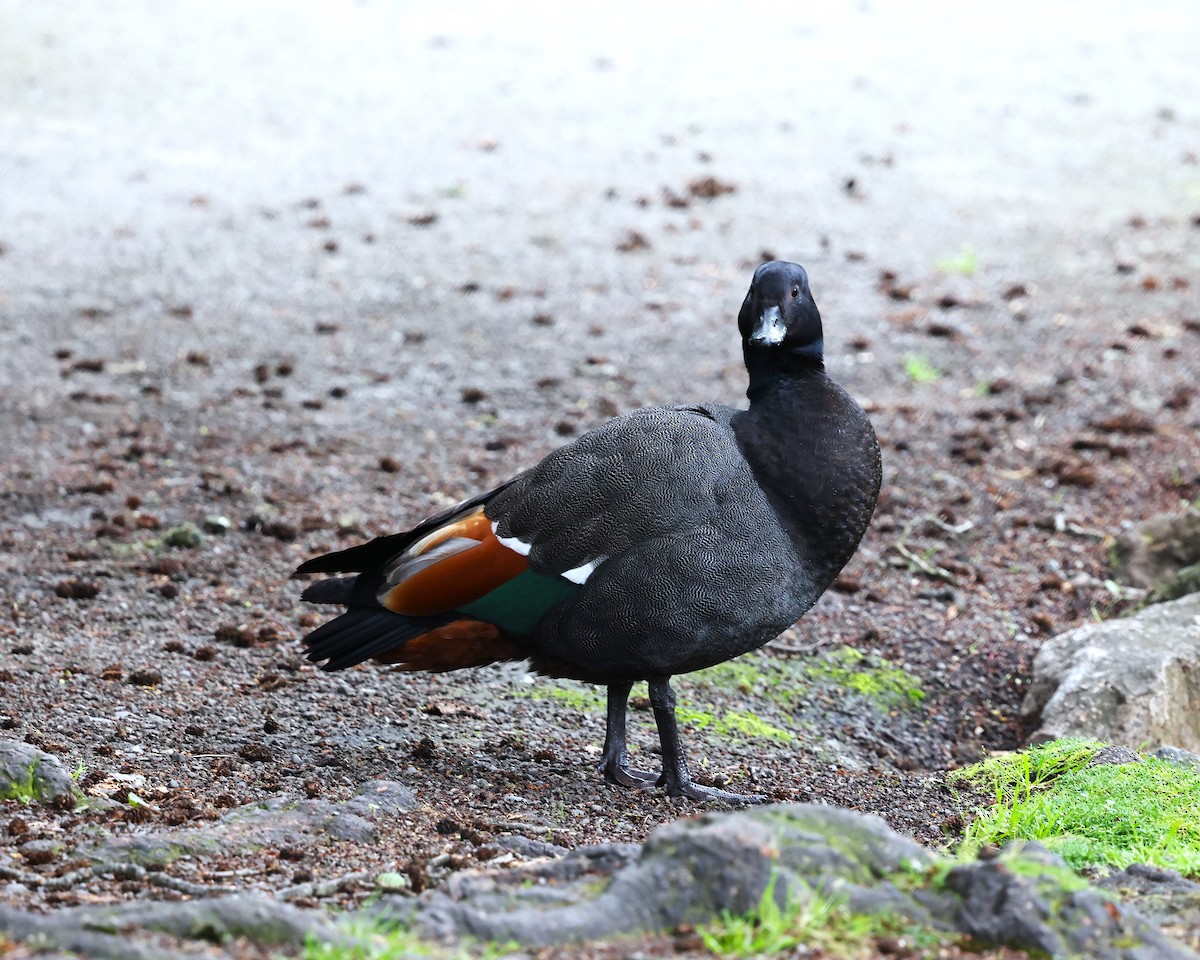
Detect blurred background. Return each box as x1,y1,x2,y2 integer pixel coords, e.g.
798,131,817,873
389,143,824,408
3,2,1197,467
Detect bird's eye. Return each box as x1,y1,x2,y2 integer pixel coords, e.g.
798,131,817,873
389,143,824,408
791,285,800,299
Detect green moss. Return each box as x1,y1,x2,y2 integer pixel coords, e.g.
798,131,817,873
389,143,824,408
526,677,793,744
0,761,38,802
692,648,924,713
161,523,204,548
950,739,1200,877
998,848,1092,893
524,648,921,747
676,706,793,743
691,657,783,699
517,681,605,713
804,647,925,709
947,738,1104,795
701,873,955,958
305,918,439,959
304,918,517,960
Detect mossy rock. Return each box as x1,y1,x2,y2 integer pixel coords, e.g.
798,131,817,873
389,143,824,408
0,739,80,804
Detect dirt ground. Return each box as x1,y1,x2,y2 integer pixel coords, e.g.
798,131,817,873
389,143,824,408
1,0,1199,946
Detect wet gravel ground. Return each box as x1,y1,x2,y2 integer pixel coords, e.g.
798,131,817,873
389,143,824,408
1,0,1199,951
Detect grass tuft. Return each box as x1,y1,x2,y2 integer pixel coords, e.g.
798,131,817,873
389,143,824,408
949,739,1200,877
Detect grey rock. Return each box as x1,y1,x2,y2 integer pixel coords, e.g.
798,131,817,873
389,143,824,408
383,805,1194,959
494,834,570,858
1021,593,1200,751
324,811,376,842
339,779,419,817
87,893,343,946
1155,746,1200,768
0,894,340,959
0,739,79,804
1116,510,1200,592
390,804,932,945
0,904,193,960
86,778,416,864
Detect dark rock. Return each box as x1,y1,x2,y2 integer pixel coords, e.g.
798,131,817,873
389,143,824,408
615,230,650,252
1088,745,1143,767
1098,864,1200,954
53,578,101,600
939,855,1058,955
938,841,1192,958
18,838,62,865
687,176,735,199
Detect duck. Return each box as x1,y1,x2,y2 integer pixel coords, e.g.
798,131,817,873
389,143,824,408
296,261,881,802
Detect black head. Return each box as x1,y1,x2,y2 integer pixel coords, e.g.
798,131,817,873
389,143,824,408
738,261,824,365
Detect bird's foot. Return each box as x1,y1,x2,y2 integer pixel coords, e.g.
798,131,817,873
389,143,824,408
658,772,766,805
599,752,659,789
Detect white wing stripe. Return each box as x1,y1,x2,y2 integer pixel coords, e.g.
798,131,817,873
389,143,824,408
491,522,533,557
561,558,603,584
491,521,605,583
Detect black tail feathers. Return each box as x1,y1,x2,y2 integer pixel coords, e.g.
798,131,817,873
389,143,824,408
302,607,457,671
300,575,358,605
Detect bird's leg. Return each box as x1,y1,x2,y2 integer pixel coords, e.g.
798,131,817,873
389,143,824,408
647,677,766,804
599,680,657,787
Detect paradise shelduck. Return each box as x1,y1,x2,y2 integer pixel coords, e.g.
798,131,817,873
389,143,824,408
296,261,881,802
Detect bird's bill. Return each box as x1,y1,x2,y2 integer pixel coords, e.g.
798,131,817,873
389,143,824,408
747,304,786,346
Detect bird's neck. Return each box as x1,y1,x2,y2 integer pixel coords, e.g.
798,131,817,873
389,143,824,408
743,347,826,405
735,361,878,590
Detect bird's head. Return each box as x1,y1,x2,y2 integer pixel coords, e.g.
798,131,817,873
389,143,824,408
738,261,824,364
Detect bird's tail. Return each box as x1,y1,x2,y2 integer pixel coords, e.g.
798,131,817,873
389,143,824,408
301,607,525,673
300,575,359,605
